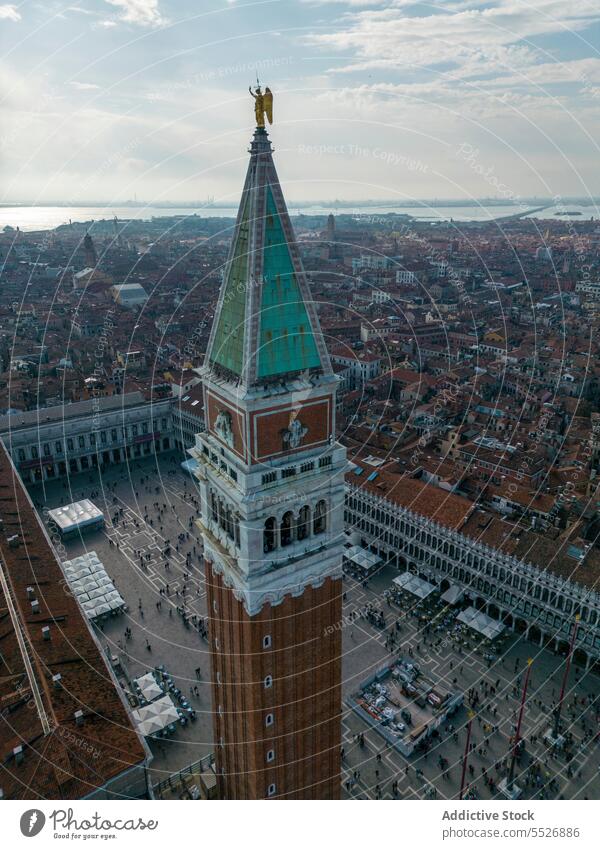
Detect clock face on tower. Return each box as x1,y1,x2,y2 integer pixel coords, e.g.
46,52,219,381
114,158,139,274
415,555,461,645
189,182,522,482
215,409,234,448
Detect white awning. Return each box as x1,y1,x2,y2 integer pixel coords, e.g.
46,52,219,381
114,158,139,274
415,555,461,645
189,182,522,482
457,606,505,640
393,571,436,599
441,584,464,605
344,545,382,572
62,551,125,620
181,458,199,474
134,672,164,702
48,499,104,534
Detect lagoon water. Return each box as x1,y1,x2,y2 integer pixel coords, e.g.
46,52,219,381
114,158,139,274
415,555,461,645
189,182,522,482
0,203,597,233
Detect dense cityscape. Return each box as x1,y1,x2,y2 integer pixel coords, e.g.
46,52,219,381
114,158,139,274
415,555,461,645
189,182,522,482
3,9,600,849
3,146,600,803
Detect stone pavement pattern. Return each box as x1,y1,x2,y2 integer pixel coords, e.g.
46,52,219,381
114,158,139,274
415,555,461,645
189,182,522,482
30,452,600,799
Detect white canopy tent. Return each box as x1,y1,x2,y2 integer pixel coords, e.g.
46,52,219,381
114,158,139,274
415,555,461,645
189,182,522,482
62,551,126,621
457,606,505,641
134,672,163,702
48,499,104,535
137,716,165,737
344,545,382,573
393,571,436,600
441,584,464,606
132,694,180,737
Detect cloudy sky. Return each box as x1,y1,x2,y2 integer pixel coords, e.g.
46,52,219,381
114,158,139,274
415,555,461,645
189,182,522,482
1,0,600,204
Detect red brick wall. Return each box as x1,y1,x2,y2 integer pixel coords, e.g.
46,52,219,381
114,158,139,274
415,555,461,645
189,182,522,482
204,389,335,465
205,389,247,461
206,563,342,800
251,396,332,462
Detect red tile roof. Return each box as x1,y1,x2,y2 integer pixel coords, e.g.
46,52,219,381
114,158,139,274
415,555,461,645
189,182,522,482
0,444,147,799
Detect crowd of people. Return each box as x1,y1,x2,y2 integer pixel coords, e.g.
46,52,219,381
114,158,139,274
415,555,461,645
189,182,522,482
341,561,600,801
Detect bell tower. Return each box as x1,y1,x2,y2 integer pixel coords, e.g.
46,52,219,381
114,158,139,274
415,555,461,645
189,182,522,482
192,102,346,799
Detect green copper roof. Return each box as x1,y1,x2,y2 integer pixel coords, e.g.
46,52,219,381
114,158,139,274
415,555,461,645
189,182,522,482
209,194,249,375
206,127,330,385
257,188,321,379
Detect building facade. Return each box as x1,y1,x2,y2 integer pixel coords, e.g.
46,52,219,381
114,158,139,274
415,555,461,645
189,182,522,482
0,392,175,483
330,351,381,389
345,481,600,672
191,121,346,799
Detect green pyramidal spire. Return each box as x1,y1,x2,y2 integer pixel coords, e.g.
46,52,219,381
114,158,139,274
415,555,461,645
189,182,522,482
206,126,331,386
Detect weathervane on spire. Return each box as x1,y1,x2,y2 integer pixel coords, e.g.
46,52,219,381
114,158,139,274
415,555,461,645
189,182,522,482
249,80,273,127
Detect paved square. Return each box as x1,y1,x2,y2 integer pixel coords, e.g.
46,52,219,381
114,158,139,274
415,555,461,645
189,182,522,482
30,452,600,799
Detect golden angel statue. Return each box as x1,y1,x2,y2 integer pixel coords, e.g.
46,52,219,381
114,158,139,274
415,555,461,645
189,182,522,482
249,85,273,127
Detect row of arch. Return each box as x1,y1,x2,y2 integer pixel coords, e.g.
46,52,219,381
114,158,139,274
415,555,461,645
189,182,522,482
346,503,599,626
355,540,600,665
264,501,327,553
209,490,241,546
395,566,599,669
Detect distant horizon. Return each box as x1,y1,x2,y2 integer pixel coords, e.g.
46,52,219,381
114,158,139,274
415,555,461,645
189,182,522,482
3,197,600,210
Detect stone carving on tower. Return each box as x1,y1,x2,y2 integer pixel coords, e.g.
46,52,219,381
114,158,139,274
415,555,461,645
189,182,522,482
282,417,308,449
214,409,234,448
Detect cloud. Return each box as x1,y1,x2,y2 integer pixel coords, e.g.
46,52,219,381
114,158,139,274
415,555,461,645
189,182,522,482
304,0,600,149
70,81,102,90
308,0,600,78
104,0,166,27
0,4,21,21
3,0,600,203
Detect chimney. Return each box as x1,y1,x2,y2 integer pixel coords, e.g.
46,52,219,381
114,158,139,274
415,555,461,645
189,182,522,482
52,674,62,689
74,710,84,726
13,746,23,764
41,626,50,641
26,586,35,600
31,600,40,614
